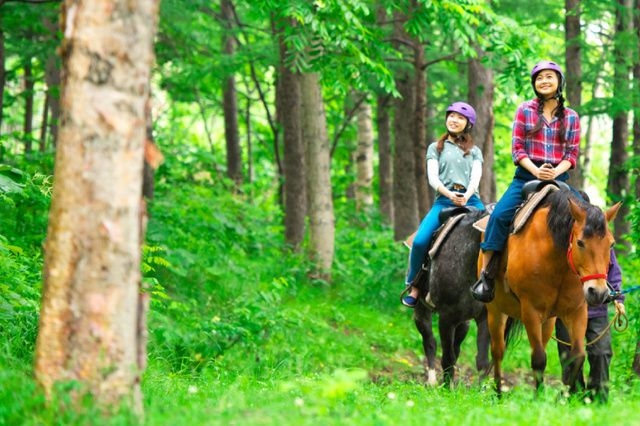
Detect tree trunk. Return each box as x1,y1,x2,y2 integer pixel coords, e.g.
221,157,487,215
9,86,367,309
0,29,5,137
393,72,419,241
35,0,159,413
635,0,640,204
424,87,436,206
277,25,306,250
376,94,393,223
356,98,374,209
565,0,584,188
222,0,242,186
23,60,34,153
43,15,61,148
414,44,429,217
630,0,640,378
39,92,49,151
609,0,632,252
375,5,393,223
300,72,334,278
468,53,495,203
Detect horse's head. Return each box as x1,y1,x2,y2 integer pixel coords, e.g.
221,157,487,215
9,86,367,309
567,199,621,306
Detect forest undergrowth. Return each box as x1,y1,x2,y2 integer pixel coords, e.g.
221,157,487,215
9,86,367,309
1,159,640,425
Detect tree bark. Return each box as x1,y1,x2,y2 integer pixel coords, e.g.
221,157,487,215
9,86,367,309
43,16,61,148
300,72,334,278
565,0,584,188
277,24,306,250
23,59,34,153
356,98,374,209
609,0,632,251
632,0,640,377
222,0,242,186
34,0,159,413
0,29,5,138
376,94,393,223
413,43,429,217
39,92,49,151
468,53,495,203
393,71,419,241
635,0,640,203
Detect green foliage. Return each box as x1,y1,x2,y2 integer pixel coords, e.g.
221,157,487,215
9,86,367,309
1,151,640,424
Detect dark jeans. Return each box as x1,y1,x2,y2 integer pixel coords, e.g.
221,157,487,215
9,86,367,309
480,166,570,252
556,316,612,403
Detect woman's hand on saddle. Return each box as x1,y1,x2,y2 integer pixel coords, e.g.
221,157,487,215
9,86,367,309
536,163,556,181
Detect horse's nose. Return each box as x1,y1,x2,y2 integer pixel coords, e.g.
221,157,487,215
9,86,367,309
584,283,608,306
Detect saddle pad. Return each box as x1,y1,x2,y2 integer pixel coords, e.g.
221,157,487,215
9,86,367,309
428,213,466,259
472,215,489,233
472,185,559,234
511,184,558,234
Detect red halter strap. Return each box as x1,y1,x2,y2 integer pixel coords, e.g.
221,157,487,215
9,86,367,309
566,234,609,283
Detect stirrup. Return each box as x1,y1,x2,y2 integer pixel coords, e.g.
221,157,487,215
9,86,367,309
424,292,435,309
471,272,494,303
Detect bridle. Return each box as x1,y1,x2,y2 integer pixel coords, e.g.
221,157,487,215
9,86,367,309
566,233,609,283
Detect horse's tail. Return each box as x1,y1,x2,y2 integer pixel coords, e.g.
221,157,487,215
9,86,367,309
504,317,524,348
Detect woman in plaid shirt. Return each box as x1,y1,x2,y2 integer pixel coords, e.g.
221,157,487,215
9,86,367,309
471,60,581,303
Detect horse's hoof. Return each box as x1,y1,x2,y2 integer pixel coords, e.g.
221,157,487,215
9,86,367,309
426,368,437,386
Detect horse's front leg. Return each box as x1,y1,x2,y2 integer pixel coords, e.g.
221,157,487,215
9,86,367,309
475,312,491,376
487,306,508,397
438,316,462,387
563,308,588,394
439,316,470,388
521,302,547,392
414,303,437,385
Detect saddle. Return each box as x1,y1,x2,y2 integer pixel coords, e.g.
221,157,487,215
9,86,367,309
472,180,568,234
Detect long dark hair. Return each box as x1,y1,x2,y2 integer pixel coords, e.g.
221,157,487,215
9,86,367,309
436,132,474,155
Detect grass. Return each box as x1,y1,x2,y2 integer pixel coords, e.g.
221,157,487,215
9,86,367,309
2,175,640,425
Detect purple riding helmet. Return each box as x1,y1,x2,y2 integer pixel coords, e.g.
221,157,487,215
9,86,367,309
446,102,476,131
530,60,565,95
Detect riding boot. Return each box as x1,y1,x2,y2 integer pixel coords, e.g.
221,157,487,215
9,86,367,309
471,252,500,303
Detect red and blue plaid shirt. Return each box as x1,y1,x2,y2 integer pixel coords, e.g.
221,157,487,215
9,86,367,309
511,98,580,168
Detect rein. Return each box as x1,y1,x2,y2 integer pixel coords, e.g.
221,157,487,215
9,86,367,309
566,233,608,282
554,307,628,347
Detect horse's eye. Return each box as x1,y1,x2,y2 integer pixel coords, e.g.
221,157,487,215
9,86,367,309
577,239,585,248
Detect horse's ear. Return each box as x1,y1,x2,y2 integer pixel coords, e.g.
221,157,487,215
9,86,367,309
568,198,586,223
605,201,623,223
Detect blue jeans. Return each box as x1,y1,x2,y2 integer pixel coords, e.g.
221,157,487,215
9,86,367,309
480,166,570,253
406,193,485,283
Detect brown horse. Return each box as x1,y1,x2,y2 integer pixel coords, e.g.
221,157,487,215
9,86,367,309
484,189,621,397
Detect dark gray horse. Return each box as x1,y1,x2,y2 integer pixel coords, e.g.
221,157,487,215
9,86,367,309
411,208,491,386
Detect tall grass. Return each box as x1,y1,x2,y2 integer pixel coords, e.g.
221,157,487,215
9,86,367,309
1,161,640,425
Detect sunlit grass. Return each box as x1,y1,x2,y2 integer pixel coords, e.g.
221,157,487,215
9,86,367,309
2,174,640,425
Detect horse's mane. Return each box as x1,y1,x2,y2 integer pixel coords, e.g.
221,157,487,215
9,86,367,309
544,189,608,250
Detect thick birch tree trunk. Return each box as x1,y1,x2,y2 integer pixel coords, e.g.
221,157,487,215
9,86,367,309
34,0,159,412
300,72,334,278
